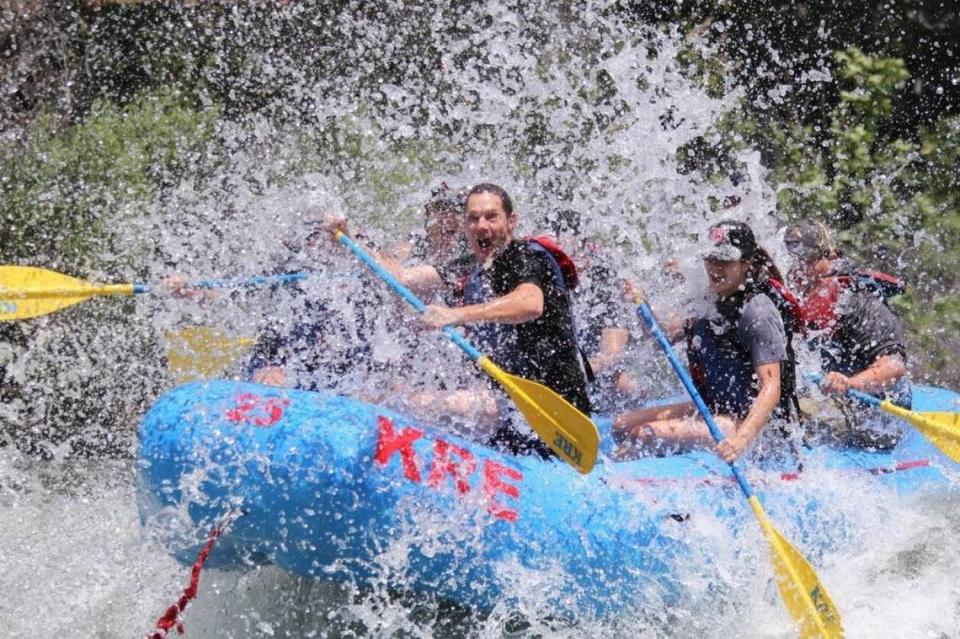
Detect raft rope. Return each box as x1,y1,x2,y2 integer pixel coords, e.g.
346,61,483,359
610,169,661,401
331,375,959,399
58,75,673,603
142,457,932,635
616,457,932,489
147,509,244,639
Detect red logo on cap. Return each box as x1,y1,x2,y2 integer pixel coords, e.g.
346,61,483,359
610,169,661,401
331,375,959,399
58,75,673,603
710,227,728,243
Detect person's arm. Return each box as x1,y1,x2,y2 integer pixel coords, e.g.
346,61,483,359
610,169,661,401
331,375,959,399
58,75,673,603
422,283,544,327
159,276,220,303
822,354,906,395
589,327,630,373
382,257,444,296
251,366,286,386
715,295,789,462
321,213,445,295
406,388,500,421
714,361,781,463
822,292,908,395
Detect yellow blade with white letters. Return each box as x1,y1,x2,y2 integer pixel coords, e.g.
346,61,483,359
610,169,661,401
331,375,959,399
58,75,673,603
0,266,135,321
747,497,844,638
479,356,598,473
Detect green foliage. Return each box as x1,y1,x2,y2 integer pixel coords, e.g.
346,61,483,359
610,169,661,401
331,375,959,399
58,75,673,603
675,42,728,99
0,90,217,275
834,49,910,120
0,90,218,457
903,115,960,377
687,47,959,383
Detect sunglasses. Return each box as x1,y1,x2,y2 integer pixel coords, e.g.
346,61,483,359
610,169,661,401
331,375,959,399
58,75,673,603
784,238,820,261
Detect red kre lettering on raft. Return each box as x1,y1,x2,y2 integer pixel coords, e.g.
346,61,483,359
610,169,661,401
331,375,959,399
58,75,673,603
225,393,290,427
374,416,523,522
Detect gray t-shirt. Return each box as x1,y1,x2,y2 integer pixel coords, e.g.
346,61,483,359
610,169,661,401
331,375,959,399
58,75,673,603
825,288,906,375
737,294,788,366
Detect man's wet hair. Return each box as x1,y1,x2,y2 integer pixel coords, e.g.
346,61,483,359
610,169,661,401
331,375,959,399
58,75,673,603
466,183,514,216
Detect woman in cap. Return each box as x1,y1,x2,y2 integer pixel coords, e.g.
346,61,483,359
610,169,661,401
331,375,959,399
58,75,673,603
613,220,799,463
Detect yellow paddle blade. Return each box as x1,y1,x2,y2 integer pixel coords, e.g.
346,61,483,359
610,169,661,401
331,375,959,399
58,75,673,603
881,401,960,462
0,266,134,321
748,497,844,638
478,356,599,474
166,327,256,383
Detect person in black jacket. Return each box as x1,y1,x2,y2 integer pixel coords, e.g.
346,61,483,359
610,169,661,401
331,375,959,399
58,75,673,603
422,183,592,458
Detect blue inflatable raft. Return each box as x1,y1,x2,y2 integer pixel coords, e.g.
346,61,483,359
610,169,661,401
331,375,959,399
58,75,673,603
137,381,960,616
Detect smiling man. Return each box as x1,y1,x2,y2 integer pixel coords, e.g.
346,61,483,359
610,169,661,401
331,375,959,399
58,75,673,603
422,183,592,458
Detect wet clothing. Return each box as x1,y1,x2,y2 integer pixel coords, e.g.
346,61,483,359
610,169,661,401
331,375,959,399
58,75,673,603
573,245,633,412
801,259,910,449
464,240,592,457
434,254,476,307
246,268,375,392
686,281,797,421
247,300,369,391
809,264,907,378
408,234,474,306
576,247,628,357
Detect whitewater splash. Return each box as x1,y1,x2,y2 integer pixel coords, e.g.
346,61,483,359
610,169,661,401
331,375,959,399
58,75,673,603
4,428,960,637
2,2,959,638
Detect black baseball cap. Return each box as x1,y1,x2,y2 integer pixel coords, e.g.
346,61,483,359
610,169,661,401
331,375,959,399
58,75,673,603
703,220,758,262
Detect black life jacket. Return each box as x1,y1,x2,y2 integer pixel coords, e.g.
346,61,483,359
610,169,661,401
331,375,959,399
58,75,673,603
686,279,800,421
463,238,594,382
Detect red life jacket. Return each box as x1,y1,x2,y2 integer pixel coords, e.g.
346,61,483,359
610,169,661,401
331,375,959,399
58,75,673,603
524,235,579,289
801,277,844,331
800,264,905,331
766,277,805,334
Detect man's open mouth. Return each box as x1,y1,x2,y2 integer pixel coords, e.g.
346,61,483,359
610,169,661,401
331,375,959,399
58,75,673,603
477,237,493,249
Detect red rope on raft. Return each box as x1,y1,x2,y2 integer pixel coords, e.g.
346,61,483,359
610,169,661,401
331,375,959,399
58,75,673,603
614,457,932,490
147,511,242,639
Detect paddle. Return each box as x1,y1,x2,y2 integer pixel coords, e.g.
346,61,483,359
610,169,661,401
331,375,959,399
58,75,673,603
806,372,960,463
333,230,599,474
166,327,256,384
0,265,310,321
634,297,844,637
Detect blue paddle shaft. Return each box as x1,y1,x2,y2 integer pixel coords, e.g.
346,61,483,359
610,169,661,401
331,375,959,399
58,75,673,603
139,271,368,297
336,232,483,362
636,302,756,498
805,372,882,408
190,272,310,290
134,272,311,296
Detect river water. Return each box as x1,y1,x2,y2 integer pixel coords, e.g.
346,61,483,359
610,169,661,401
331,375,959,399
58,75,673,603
2,3,959,637
3,444,960,637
